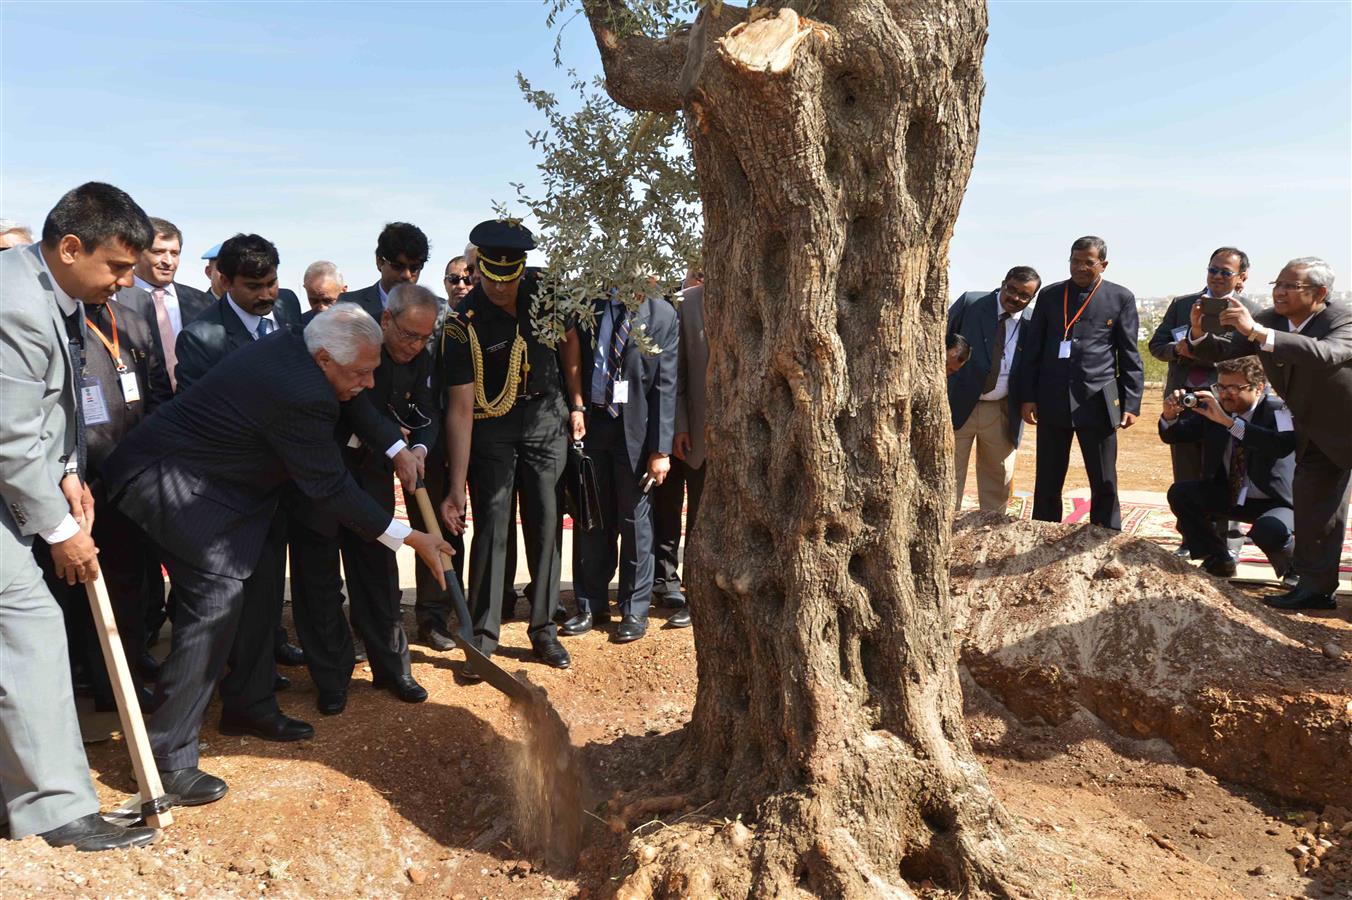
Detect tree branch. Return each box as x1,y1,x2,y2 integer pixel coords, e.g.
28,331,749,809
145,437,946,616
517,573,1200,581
581,0,692,113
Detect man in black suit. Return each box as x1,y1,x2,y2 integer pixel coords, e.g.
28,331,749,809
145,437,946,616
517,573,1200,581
104,305,451,805
561,287,679,644
1159,356,1296,580
339,222,430,321
1189,257,1350,611
946,266,1039,512
131,217,211,392
1020,236,1144,529
297,287,439,715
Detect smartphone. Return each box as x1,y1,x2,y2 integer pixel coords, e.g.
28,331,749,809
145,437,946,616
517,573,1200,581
1201,296,1228,336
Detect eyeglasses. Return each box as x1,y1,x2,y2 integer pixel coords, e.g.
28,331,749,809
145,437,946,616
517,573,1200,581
388,316,434,346
444,274,472,286
1270,281,1315,292
1212,382,1257,395
380,257,423,276
1206,266,1239,278
1001,285,1037,304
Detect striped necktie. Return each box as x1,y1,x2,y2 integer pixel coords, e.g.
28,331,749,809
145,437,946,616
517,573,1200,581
604,307,631,418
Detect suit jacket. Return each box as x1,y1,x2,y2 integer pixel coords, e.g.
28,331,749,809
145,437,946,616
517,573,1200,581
0,245,79,589
83,289,174,472
1019,278,1144,431
174,294,303,391
1157,391,1296,505
1147,290,1261,396
175,281,213,327
339,346,437,510
337,283,383,321
580,297,680,471
1189,302,1352,469
945,289,1027,446
104,332,392,578
674,286,709,469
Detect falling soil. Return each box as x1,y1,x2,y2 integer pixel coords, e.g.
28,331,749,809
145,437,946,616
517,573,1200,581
509,683,586,871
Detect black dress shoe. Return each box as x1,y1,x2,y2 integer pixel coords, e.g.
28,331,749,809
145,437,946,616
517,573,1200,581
1264,586,1338,611
533,637,572,669
1201,555,1237,578
159,767,229,807
219,711,315,742
614,614,648,643
317,689,348,715
657,591,687,609
273,672,291,692
354,641,368,662
416,624,456,652
560,611,593,636
138,650,161,681
40,813,157,851
373,673,428,703
666,607,692,629
275,641,306,666
1173,543,1192,559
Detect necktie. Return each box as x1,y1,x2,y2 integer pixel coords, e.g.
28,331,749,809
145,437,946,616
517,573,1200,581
983,313,1008,394
151,288,178,390
1227,437,1247,506
256,316,274,339
604,306,631,418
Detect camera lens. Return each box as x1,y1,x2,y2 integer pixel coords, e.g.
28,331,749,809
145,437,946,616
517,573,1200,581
1181,393,1198,408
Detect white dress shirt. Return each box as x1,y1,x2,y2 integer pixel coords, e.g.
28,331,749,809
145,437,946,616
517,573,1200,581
134,275,184,335
977,305,1023,402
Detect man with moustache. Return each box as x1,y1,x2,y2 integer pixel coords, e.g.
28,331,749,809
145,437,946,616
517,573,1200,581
1190,257,1351,611
1019,236,1144,529
340,222,430,321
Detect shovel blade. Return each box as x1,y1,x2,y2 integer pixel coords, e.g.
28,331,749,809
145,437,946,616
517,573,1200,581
453,632,533,704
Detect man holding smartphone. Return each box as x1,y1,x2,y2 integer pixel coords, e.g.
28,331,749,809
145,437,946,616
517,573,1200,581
561,282,680,644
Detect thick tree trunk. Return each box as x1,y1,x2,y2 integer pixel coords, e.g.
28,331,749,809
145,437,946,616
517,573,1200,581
590,2,1011,896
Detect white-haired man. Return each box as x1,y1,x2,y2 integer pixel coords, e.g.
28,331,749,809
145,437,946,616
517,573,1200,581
0,218,34,249
1190,256,1351,611
302,260,346,314
104,304,452,805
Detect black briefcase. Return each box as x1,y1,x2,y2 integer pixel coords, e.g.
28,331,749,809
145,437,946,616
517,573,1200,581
565,440,604,532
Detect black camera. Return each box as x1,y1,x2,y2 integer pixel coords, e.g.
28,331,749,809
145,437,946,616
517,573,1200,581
1181,393,1199,409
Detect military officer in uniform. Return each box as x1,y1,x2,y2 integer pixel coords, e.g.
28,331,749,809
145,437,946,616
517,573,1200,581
439,220,583,674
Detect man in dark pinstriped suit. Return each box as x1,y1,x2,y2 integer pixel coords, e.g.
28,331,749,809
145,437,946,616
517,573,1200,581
104,305,452,807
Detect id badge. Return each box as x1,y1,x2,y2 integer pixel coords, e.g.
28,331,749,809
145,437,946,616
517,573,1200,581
612,380,630,404
118,368,141,403
81,377,111,426
1171,326,1188,342
1057,340,1072,359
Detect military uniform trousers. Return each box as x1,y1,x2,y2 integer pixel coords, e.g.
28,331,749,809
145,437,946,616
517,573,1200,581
574,409,655,620
465,395,567,656
952,399,1017,513
0,550,100,837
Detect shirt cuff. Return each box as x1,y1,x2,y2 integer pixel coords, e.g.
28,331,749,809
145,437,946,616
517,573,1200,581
1228,418,1246,441
1160,415,1178,429
384,440,407,459
377,517,412,552
409,443,427,455
41,514,82,544
1259,327,1275,352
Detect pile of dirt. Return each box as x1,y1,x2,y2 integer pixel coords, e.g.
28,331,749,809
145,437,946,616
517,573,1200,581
951,512,1352,808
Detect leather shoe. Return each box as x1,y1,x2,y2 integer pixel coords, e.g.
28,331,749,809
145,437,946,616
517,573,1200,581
657,591,687,609
219,711,314,742
1201,555,1237,578
533,636,572,669
666,607,692,629
159,767,229,807
417,624,456,652
1263,586,1337,611
560,611,601,636
614,614,648,643
273,672,291,692
41,813,157,851
1173,543,1192,559
275,641,306,666
373,673,428,703
317,689,348,716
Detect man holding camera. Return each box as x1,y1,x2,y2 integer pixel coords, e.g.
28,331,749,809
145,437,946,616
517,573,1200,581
1188,257,1349,610
1160,356,1296,581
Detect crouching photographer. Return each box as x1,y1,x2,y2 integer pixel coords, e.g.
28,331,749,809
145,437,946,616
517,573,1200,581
1159,356,1296,582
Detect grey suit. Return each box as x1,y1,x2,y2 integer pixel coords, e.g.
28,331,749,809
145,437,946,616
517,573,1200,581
0,245,99,837
1190,303,1352,593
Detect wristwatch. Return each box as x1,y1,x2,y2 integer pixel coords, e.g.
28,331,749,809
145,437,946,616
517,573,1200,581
569,403,586,414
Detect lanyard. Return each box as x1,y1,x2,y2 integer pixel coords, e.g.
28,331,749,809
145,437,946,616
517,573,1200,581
1062,279,1103,340
84,302,126,372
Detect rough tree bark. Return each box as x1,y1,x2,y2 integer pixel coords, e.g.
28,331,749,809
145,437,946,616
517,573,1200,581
585,2,1012,896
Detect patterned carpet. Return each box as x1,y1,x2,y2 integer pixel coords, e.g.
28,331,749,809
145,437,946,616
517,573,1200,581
961,488,1352,592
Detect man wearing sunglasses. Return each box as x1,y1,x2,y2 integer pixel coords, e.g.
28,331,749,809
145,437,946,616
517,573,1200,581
1160,356,1296,583
340,222,430,321
1189,257,1350,611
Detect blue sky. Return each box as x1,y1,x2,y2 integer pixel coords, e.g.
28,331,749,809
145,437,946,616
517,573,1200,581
2,1,1348,299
